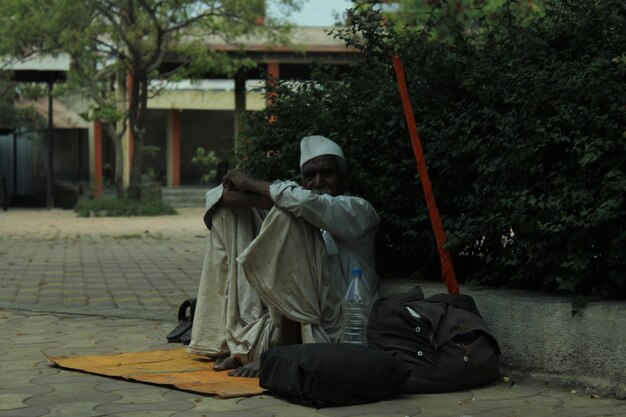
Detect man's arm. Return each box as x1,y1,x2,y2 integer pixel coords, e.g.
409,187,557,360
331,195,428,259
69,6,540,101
270,182,381,242
223,169,272,201
216,187,273,210
209,169,274,210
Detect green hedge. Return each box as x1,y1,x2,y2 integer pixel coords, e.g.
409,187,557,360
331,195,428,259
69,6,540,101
75,198,177,217
237,1,626,297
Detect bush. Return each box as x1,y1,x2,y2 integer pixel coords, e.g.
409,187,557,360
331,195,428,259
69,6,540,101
75,198,177,217
237,1,626,298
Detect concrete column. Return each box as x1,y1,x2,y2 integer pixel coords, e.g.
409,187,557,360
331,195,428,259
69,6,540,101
166,109,181,187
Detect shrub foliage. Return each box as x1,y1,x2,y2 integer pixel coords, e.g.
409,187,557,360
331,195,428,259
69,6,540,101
237,0,626,297
75,198,177,217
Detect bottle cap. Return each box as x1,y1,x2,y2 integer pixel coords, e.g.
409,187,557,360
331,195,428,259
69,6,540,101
351,268,362,277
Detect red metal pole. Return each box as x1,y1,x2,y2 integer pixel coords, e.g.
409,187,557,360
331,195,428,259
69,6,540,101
392,55,459,295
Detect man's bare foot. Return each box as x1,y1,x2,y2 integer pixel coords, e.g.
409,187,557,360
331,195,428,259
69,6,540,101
213,357,241,371
228,360,260,378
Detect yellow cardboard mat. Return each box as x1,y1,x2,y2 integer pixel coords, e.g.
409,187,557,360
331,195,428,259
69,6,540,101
46,348,263,399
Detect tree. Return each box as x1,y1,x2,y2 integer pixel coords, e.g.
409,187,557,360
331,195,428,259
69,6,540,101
0,0,299,198
383,0,545,39
0,76,46,131
237,0,626,297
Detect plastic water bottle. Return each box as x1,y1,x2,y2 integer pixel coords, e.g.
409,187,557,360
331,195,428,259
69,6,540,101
341,268,372,346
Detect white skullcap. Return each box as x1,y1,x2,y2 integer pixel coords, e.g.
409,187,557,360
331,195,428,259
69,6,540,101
299,135,345,167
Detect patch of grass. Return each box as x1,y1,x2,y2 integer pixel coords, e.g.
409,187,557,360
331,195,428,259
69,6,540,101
75,198,177,217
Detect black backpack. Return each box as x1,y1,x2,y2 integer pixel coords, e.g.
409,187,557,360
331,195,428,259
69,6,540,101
367,286,500,393
260,343,410,407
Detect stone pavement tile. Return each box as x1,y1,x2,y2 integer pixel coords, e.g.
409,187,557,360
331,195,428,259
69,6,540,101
0,406,50,417
237,395,288,409
0,393,47,411
551,406,626,417
162,390,205,401
0,358,52,372
95,380,164,393
473,405,561,417
103,412,178,417
41,345,119,357
546,390,626,417
457,387,563,414
167,396,265,416
30,370,113,386
0,368,59,389
315,397,421,417
25,383,122,407
172,409,275,417
242,394,421,417
42,402,109,417
112,387,183,404
93,398,195,415
364,392,470,417
0,385,54,398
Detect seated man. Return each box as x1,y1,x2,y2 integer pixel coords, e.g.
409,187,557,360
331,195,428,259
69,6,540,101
188,135,380,377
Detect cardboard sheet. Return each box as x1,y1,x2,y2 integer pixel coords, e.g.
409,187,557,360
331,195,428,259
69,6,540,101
46,347,264,398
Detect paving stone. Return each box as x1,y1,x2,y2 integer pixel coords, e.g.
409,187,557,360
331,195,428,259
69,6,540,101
0,368,59,389
13,335,59,345
316,399,420,417
172,409,276,417
0,406,50,417
0,386,54,398
93,399,194,414
170,397,250,414
25,383,122,407
0,359,52,371
41,346,119,357
94,380,161,393
30,371,113,386
113,387,179,403
103,412,177,417
458,391,563,412
474,405,561,417
0,393,38,410
551,404,626,417
238,395,292,408
162,390,206,401
42,402,109,417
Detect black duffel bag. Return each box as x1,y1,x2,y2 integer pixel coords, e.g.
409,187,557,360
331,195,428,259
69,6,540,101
367,286,501,393
259,343,410,407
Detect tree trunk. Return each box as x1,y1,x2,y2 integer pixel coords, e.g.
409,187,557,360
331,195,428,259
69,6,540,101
126,69,148,200
112,134,125,199
126,126,143,200
103,121,126,199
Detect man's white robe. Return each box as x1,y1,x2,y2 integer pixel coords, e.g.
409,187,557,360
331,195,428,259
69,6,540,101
188,181,380,364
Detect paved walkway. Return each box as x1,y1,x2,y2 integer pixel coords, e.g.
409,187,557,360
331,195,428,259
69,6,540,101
0,209,624,417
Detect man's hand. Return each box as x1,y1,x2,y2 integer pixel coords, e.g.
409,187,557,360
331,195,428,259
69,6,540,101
218,187,273,210
223,169,254,191
221,169,273,206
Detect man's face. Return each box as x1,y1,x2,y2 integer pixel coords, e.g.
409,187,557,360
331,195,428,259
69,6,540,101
300,155,347,196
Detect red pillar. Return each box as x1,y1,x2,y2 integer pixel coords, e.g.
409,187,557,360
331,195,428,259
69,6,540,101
93,121,103,197
171,109,180,186
267,62,280,123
